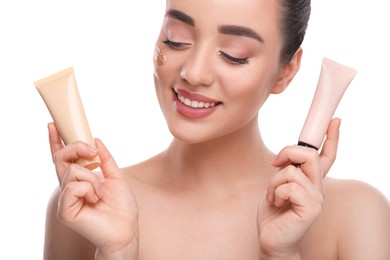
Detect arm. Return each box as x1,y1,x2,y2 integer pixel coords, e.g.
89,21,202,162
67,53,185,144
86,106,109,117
336,180,390,260
44,187,96,260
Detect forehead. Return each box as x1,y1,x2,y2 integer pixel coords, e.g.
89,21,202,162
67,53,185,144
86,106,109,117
165,0,281,30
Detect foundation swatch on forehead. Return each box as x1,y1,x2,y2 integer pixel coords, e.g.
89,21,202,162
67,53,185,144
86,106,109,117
154,46,166,66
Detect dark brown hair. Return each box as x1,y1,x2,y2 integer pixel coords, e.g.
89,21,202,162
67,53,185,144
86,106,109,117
278,0,311,64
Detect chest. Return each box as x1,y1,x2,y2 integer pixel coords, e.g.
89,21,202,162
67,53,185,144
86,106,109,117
136,188,261,259
133,186,337,260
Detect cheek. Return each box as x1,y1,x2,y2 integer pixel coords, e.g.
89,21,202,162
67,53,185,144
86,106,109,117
153,45,183,115
153,49,168,114
153,42,188,96
154,46,167,66
219,65,276,110
153,44,171,91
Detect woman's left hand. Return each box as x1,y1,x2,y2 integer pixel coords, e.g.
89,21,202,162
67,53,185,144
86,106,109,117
257,118,341,259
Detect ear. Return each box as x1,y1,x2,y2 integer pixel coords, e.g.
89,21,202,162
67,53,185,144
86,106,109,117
271,48,303,94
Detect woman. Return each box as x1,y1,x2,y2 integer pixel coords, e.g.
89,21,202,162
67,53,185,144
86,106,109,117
44,0,390,259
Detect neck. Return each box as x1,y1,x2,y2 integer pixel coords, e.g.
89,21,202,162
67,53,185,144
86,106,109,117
163,117,275,193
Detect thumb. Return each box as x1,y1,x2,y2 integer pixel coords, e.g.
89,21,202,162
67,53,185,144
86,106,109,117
319,118,341,177
95,138,121,179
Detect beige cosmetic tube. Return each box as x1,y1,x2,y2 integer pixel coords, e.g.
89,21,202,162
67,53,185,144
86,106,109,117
34,67,101,170
298,58,357,150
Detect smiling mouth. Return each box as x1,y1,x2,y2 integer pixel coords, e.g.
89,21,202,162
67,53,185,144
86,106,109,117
174,89,222,109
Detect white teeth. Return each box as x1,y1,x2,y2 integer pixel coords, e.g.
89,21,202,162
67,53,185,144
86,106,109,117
178,94,216,108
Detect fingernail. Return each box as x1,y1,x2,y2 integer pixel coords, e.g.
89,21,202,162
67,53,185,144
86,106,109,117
87,145,98,153
90,193,99,203
266,192,273,204
96,187,104,198
270,155,278,164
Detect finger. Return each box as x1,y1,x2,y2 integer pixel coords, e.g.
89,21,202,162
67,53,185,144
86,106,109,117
271,145,319,168
267,165,323,204
58,181,99,223
54,141,99,166
53,142,99,181
48,122,64,159
319,118,341,177
62,163,103,198
274,182,303,208
274,182,323,219
271,146,322,190
95,138,121,179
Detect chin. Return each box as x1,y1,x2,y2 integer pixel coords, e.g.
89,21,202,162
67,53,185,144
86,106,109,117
168,126,209,145
167,120,239,146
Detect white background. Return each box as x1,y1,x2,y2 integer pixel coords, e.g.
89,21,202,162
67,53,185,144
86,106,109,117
0,0,389,258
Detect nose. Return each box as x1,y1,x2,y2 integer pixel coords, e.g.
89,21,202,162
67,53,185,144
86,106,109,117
180,46,215,87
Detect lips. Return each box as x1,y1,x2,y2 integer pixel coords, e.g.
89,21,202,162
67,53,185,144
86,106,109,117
173,88,222,118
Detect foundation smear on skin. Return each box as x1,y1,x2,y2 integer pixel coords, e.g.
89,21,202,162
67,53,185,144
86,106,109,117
154,46,166,66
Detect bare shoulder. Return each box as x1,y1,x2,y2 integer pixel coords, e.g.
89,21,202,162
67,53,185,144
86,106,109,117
121,151,167,186
324,177,390,212
323,177,390,259
44,187,96,260
323,177,390,223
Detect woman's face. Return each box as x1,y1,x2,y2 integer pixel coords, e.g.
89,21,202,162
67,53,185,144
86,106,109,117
154,0,285,144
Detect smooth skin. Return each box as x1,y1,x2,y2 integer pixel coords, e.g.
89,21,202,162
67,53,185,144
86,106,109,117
44,0,390,259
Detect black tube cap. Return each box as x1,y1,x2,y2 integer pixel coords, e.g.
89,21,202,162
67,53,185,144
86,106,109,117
297,141,319,150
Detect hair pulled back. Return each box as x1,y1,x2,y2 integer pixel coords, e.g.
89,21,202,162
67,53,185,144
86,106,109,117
278,0,311,64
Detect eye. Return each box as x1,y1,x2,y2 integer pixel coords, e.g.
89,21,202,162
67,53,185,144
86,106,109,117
219,51,249,65
163,39,191,50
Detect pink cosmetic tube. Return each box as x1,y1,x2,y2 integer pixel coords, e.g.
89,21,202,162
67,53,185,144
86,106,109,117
34,67,101,170
298,58,357,150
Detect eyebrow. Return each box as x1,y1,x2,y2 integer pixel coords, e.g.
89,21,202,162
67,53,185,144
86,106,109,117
218,25,264,43
166,9,264,43
166,9,195,27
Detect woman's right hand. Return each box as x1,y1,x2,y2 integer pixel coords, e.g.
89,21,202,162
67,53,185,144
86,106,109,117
48,123,139,259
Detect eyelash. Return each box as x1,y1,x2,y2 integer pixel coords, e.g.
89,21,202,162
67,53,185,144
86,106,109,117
162,39,190,49
162,38,249,65
218,51,249,65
